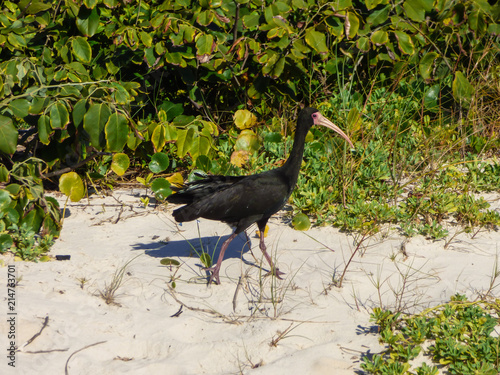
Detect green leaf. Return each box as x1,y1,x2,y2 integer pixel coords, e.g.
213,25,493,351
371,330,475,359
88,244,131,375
160,258,180,266
357,37,370,52
176,127,195,158
9,99,30,118
197,10,214,26
149,153,170,173
38,115,53,145
0,189,12,211
189,136,211,161
346,12,360,39
291,0,307,8
196,34,214,62
366,5,390,26
419,52,439,79
365,0,388,10
73,99,87,128
271,56,286,78
151,178,172,200
199,253,212,267
0,165,8,183
50,102,70,129
111,153,130,176
19,0,52,14
159,102,184,121
234,130,260,153
195,155,212,172
292,213,311,231
469,10,486,35
394,31,414,55
83,103,111,149
4,208,19,224
403,0,433,22
243,11,260,29
71,36,92,64
105,112,129,152
0,234,13,253
151,124,167,152
0,116,18,155
29,97,47,115
76,7,100,37
331,0,352,10
20,207,44,233
164,124,178,142
424,84,440,112
452,71,474,104
305,28,328,55
59,172,85,202
370,30,388,45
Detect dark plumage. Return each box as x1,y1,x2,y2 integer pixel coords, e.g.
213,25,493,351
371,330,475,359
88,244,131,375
167,107,354,284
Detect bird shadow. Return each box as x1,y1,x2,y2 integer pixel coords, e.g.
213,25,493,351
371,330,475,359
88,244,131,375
131,232,263,270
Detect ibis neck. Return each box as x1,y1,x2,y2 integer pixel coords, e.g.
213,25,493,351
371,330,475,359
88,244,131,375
281,126,309,189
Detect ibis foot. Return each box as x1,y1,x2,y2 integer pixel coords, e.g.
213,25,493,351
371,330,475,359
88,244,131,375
264,268,285,279
204,266,221,285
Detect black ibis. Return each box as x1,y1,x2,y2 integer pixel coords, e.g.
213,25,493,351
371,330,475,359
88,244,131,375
167,107,354,284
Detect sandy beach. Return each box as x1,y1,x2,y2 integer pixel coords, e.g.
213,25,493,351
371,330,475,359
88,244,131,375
1,189,499,374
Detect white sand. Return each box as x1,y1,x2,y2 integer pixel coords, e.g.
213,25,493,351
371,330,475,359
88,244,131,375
1,189,499,374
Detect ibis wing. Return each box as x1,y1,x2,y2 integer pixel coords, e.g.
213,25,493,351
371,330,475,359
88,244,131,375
167,175,246,204
171,171,291,225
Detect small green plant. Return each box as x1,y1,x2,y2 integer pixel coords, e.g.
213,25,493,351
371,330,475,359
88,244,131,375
98,256,139,306
362,294,500,375
6,224,54,261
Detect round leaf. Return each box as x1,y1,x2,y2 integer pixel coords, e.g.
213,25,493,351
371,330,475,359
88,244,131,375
234,109,257,129
230,150,250,167
234,130,260,153
59,172,85,202
370,30,389,45
111,153,130,176
292,213,311,231
151,178,172,200
149,153,170,173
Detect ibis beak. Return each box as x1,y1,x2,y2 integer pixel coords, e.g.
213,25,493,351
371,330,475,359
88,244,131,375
314,113,354,149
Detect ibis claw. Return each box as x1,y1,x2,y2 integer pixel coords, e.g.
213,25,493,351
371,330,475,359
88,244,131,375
204,266,221,285
265,268,285,280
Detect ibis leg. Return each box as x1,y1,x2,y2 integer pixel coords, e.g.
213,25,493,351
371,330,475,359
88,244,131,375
204,232,238,285
257,222,285,279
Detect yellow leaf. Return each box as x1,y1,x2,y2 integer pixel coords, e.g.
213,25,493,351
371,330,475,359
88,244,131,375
233,109,257,129
166,172,184,187
230,150,250,167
